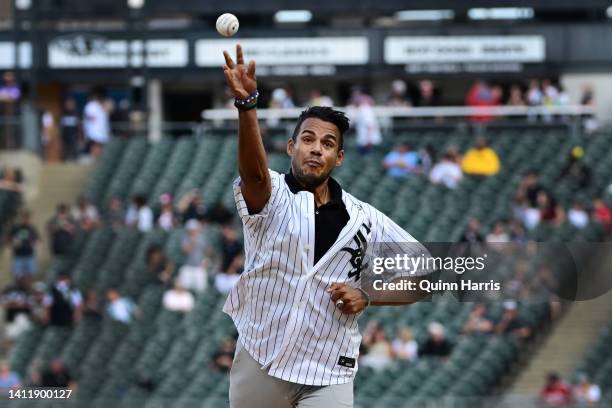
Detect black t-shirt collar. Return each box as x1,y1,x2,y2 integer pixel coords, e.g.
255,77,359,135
285,169,344,208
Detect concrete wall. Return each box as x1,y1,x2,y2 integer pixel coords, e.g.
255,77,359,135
562,73,612,125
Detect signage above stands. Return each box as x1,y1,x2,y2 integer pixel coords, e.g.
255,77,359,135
0,42,32,69
48,35,188,68
385,36,545,64
195,37,369,67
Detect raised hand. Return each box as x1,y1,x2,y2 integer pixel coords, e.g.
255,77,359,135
222,44,257,100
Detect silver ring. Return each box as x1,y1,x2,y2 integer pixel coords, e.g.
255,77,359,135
335,299,345,308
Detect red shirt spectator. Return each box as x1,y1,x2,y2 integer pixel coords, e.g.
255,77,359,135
465,81,501,123
540,372,572,407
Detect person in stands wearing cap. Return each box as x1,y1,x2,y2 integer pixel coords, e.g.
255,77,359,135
494,301,531,339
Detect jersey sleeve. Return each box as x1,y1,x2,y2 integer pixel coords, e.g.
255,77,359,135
233,168,284,224
369,206,434,281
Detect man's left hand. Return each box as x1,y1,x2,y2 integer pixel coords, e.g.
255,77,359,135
327,283,368,315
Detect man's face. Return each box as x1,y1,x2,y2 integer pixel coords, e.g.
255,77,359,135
287,118,344,189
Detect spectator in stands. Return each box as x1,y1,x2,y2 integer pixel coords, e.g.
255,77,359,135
568,203,590,229
83,88,110,160
429,150,463,189
0,166,23,193
71,196,99,231
10,210,40,282
145,244,173,286
359,326,393,371
505,261,530,299
592,198,611,230
177,190,206,223
414,80,439,107
391,327,418,363
465,81,501,123
515,171,545,208
460,218,484,243
0,71,21,102
527,79,543,107
106,197,125,230
509,220,529,244
205,201,233,225
506,85,526,107
420,322,452,358
157,193,176,232
177,220,209,294
214,254,243,294
537,191,565,226
162,280,195,313
60,98,81,162
105,288,140,324
32,357,76,390
45,274,82,327
211,338,236,373
307,89,334,107
1,281,33,343
47,204,77,256
558,146,591,190
540,372,572,407
125,195,153,232
386,80,411,107
494,301,530,339
383,144,420,178
461,137,500,176
267,87,295,127
0,360,21,394
354,93,382,156
486,221,510,243
82,289,102,320
220,225,243,273
572,373,601,407
463,303,494,335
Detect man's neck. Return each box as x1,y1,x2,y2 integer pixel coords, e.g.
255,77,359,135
312,180,330,207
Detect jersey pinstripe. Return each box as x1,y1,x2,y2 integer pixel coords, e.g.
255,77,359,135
223,169,429,386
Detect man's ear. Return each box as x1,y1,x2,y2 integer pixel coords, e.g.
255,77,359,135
335,149,345,167
287,138,294,157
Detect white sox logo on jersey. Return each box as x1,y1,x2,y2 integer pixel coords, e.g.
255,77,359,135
340,222,372,282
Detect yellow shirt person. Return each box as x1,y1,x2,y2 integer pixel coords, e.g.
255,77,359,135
461,137,501,176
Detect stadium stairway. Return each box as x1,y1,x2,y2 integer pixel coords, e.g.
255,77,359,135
504,253,612,402
0,161,94,290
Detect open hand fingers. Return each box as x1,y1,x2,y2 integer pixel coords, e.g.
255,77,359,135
223,50,235,69
236,44,244,65
247,60,256,78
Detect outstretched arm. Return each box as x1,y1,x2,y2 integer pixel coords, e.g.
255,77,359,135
222,44,271,214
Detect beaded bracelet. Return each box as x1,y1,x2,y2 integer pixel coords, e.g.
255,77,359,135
234,90,259,110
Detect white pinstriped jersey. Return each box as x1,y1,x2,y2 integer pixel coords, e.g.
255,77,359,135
223,169,427,386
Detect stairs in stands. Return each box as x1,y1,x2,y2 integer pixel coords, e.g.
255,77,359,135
0,161,94,287
503,252,612,404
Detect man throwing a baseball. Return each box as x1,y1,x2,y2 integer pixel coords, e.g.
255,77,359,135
222,44,429,408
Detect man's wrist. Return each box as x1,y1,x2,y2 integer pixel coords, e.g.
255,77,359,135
357,288,371,309
235,90,259,111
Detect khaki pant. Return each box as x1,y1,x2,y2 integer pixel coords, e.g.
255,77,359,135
229,340,354,408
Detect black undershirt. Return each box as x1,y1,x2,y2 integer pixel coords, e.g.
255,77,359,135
285,170,350,264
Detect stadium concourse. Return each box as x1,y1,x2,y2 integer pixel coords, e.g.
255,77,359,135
1,118,612,407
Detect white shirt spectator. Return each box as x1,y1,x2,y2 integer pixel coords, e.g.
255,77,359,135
429,159,463,189
214,272,241,294
106,297,137,323
391,338,418,362
354,101,382,149
568,207,589,228
126,205,154,232
162,286,195,313
83,100,110,144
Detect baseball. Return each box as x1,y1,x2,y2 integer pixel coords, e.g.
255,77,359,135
216,13,239,37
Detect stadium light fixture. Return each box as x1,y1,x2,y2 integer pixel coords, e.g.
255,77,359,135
15,0,32,10
274,10,313,23
127,0,145,9
468,7,534,20
607,6,612,18
394,10,455,21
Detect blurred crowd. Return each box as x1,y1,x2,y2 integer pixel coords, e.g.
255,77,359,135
540,371,601,408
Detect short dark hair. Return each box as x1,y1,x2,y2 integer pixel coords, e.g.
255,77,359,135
291,106,349,150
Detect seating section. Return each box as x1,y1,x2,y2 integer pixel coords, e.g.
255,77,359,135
573,319,612,406
8,126,612,407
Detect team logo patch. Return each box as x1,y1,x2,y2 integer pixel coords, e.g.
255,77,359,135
340,222,371,282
